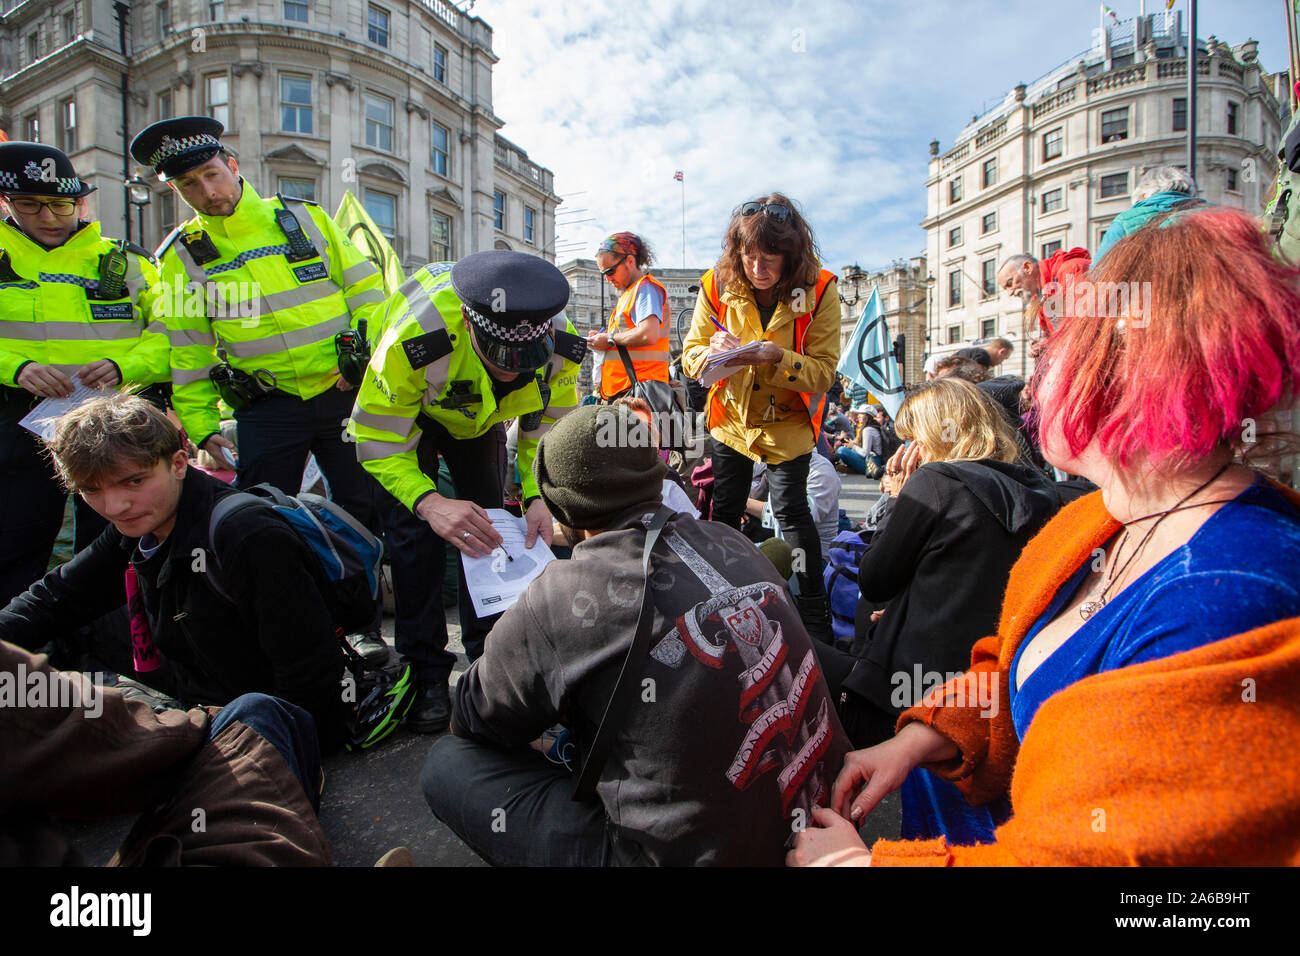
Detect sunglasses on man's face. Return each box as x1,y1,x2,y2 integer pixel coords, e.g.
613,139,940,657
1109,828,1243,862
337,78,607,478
741,201,791,223
601,256,628,277
7,196,77,217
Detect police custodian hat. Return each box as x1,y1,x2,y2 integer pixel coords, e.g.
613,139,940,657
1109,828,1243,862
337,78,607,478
451,250,570,373
0,142,95,198
129,116,226,180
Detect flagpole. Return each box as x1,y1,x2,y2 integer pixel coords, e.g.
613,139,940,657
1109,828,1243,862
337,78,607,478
680,174,686,268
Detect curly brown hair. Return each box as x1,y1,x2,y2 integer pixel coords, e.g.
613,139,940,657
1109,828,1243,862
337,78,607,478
713,193,821,307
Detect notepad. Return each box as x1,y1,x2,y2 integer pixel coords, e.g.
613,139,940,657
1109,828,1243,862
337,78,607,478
699,342,767,386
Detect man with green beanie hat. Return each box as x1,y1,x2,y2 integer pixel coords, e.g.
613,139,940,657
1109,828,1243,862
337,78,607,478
420,403,850,866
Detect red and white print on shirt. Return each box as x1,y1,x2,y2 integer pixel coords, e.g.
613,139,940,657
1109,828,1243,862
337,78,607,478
648,530,836,817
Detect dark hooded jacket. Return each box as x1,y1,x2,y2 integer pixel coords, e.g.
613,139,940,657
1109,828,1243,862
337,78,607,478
845,459,1064,716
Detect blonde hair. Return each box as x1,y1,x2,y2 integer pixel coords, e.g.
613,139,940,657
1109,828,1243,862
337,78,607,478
895,378,1019,465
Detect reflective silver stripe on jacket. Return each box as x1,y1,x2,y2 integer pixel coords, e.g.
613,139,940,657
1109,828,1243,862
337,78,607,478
0,320,142,341
356,431,422,463
223,313,350,359
350,407,417,438
172,363,217,387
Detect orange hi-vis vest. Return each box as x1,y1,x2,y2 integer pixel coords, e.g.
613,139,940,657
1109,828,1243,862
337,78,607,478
700,268,836,442
599,273,671,398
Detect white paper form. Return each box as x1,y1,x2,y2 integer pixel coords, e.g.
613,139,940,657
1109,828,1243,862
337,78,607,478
19,375,116,441
462,508,557,617
698,342,767,387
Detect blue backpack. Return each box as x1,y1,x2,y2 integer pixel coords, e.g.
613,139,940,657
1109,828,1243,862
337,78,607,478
205,483,384,636
822,529,871,647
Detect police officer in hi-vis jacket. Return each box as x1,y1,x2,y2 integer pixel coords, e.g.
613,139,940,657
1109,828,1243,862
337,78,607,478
350,251,585,731
0,141,169,605
130,117,391,662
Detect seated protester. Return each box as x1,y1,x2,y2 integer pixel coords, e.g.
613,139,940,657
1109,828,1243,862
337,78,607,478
747,453,841,570
868,404,903,461
421,404,851,866
933,355,989,385
935,357,1043,471
824,403,854,443
834,406,882,476
815,378,1064,751
791,208,1300,866
1,636,329,866
0,396,357,752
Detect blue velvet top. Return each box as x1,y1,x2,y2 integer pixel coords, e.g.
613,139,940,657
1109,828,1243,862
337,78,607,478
900,477,1300,847
1010,477,1300,740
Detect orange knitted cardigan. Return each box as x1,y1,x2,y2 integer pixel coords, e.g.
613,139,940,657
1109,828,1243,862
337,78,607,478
870,484,1300,866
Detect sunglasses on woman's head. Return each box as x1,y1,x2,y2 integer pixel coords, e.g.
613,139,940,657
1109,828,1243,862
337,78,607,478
741,201,791,223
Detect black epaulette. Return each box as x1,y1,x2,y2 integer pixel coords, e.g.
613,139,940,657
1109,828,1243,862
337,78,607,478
553,328,588,364
401,328,453,370
278,194,321,208
153,224,187,261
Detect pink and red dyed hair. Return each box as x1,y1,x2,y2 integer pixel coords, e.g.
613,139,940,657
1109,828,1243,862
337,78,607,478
1032,207,1300,471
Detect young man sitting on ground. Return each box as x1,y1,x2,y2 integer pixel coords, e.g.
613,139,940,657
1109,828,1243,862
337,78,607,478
0,396,357,750
421,403,851,866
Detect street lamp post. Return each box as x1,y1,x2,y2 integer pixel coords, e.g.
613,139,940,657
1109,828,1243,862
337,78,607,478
126,174,151,249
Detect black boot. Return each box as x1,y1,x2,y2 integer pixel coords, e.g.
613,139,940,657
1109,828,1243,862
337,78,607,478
406,678,451,734
794,591,834,645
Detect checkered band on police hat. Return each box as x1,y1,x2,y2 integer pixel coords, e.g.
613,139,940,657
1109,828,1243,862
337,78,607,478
463,303,552,343
148,133,221,169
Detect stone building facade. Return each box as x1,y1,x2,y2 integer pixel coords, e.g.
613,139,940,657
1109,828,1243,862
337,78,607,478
0,0,558,266
923,10,1287,380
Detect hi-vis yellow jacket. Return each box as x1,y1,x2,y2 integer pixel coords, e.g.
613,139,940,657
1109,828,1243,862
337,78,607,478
350,263,584,510
156,181,385,444
0,219,168,388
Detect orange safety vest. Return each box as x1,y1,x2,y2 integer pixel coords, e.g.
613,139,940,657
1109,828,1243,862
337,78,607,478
700,268,835,443
599,273,671,398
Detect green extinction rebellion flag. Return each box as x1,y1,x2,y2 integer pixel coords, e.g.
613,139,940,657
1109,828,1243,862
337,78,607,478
334,190,406,296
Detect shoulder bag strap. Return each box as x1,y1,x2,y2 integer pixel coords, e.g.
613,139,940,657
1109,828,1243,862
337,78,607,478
615,342,640,385
571,504,673,802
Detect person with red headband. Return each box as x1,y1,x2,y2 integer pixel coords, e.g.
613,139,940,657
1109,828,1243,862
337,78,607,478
588,232,671,401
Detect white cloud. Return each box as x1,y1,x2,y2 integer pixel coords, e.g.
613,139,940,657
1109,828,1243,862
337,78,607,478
480,0,1287,273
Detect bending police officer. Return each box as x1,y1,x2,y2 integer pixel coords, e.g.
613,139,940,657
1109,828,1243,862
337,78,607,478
351,251,584,731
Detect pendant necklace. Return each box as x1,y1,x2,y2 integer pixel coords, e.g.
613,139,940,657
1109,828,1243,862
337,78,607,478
1078,462,1233,621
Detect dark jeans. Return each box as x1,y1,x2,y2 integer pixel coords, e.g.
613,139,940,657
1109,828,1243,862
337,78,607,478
0,390,107,606
234,386,382,630
421,735,615,866
812,638,898,749
234,386,377,528
709,437,826,602
383,418,506,682
210,693,322,813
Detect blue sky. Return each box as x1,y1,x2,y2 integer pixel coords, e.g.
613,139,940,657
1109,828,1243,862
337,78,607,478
479,0,1288,273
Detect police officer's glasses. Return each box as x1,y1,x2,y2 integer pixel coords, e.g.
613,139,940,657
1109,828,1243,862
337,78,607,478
741,201,791,223
7,197,78,217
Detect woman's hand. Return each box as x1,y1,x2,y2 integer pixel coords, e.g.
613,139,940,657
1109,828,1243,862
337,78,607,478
786,806,872,867
832,723,959,822
709,330,742,353
895,443,925,488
